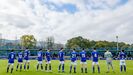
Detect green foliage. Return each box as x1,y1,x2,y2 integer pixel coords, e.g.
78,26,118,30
66,36,91,49
66,36,131,49
20,35,37,49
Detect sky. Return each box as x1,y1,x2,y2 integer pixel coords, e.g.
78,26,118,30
0,0,133,44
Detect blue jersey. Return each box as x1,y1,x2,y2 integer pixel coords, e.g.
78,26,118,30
91,51,99,62
18,52,23,62
80,51,87,62
71,51,77,62
8,52,15,63
37,51,43,61
45,51,51,61
119,52,126,60
58,51,65,61
24,50,30,60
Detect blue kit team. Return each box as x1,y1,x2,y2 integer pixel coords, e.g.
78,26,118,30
6,48,127,74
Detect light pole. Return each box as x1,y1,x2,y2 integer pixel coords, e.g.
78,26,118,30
116,36,119,51
15,35,17,49
0,33,2,50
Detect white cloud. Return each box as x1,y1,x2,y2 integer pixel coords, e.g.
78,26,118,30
0,0,133,44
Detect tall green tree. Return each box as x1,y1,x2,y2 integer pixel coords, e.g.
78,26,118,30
20,35,37,49
66,36,91,49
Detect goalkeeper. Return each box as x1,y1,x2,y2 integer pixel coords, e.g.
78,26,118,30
104,49,114,73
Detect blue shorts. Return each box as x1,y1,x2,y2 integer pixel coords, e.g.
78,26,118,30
81,60,86,62
18,60,23,63
8,60,14,64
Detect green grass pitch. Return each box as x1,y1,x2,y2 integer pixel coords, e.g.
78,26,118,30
0,60,133,75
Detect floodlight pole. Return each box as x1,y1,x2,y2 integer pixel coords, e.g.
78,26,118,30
0,33,2,50
116,36,119,51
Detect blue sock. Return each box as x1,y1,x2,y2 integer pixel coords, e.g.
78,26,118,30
85,68,87,73
24,64,26,70
62,64,64,72
124,65,126,72
41,64,43,70
74,66,76,73
45,64,48,70
70,65,72,72
16,64,19,71
20,64,22,71
37,64,39,70
81,68,83,73
58,64,61,71
93,66,95,73
7,65,10,73
49,64,51,70
11,68,13,73
27,64,29,70
120,65,123,72
98,66,100,73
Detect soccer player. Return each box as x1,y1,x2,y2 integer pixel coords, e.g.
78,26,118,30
7,49,15,73
16,51,23,72
80,48,87,73
24,48,30,71
58,48,65,73
119,50,126,72
36,49,44,71
69,49,77,73
45,49,52,72
91,48,100,73
104,49,114,73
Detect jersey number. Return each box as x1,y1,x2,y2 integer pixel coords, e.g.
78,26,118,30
82,54,85,57
38,54,41,57
24,53,27,57
94,54,97,57
11,55,14,59
19,55,22,58
59,53,62,57
72,54,76,58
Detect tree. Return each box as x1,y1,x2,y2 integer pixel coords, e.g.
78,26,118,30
66,36,131,50
66,36,91,49
95,41,107,48
46,36,54,49
20,35,37,49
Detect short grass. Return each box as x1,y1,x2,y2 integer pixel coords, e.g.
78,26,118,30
0,60,133,75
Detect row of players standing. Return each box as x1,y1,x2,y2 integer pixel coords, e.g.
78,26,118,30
7,48,126,74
